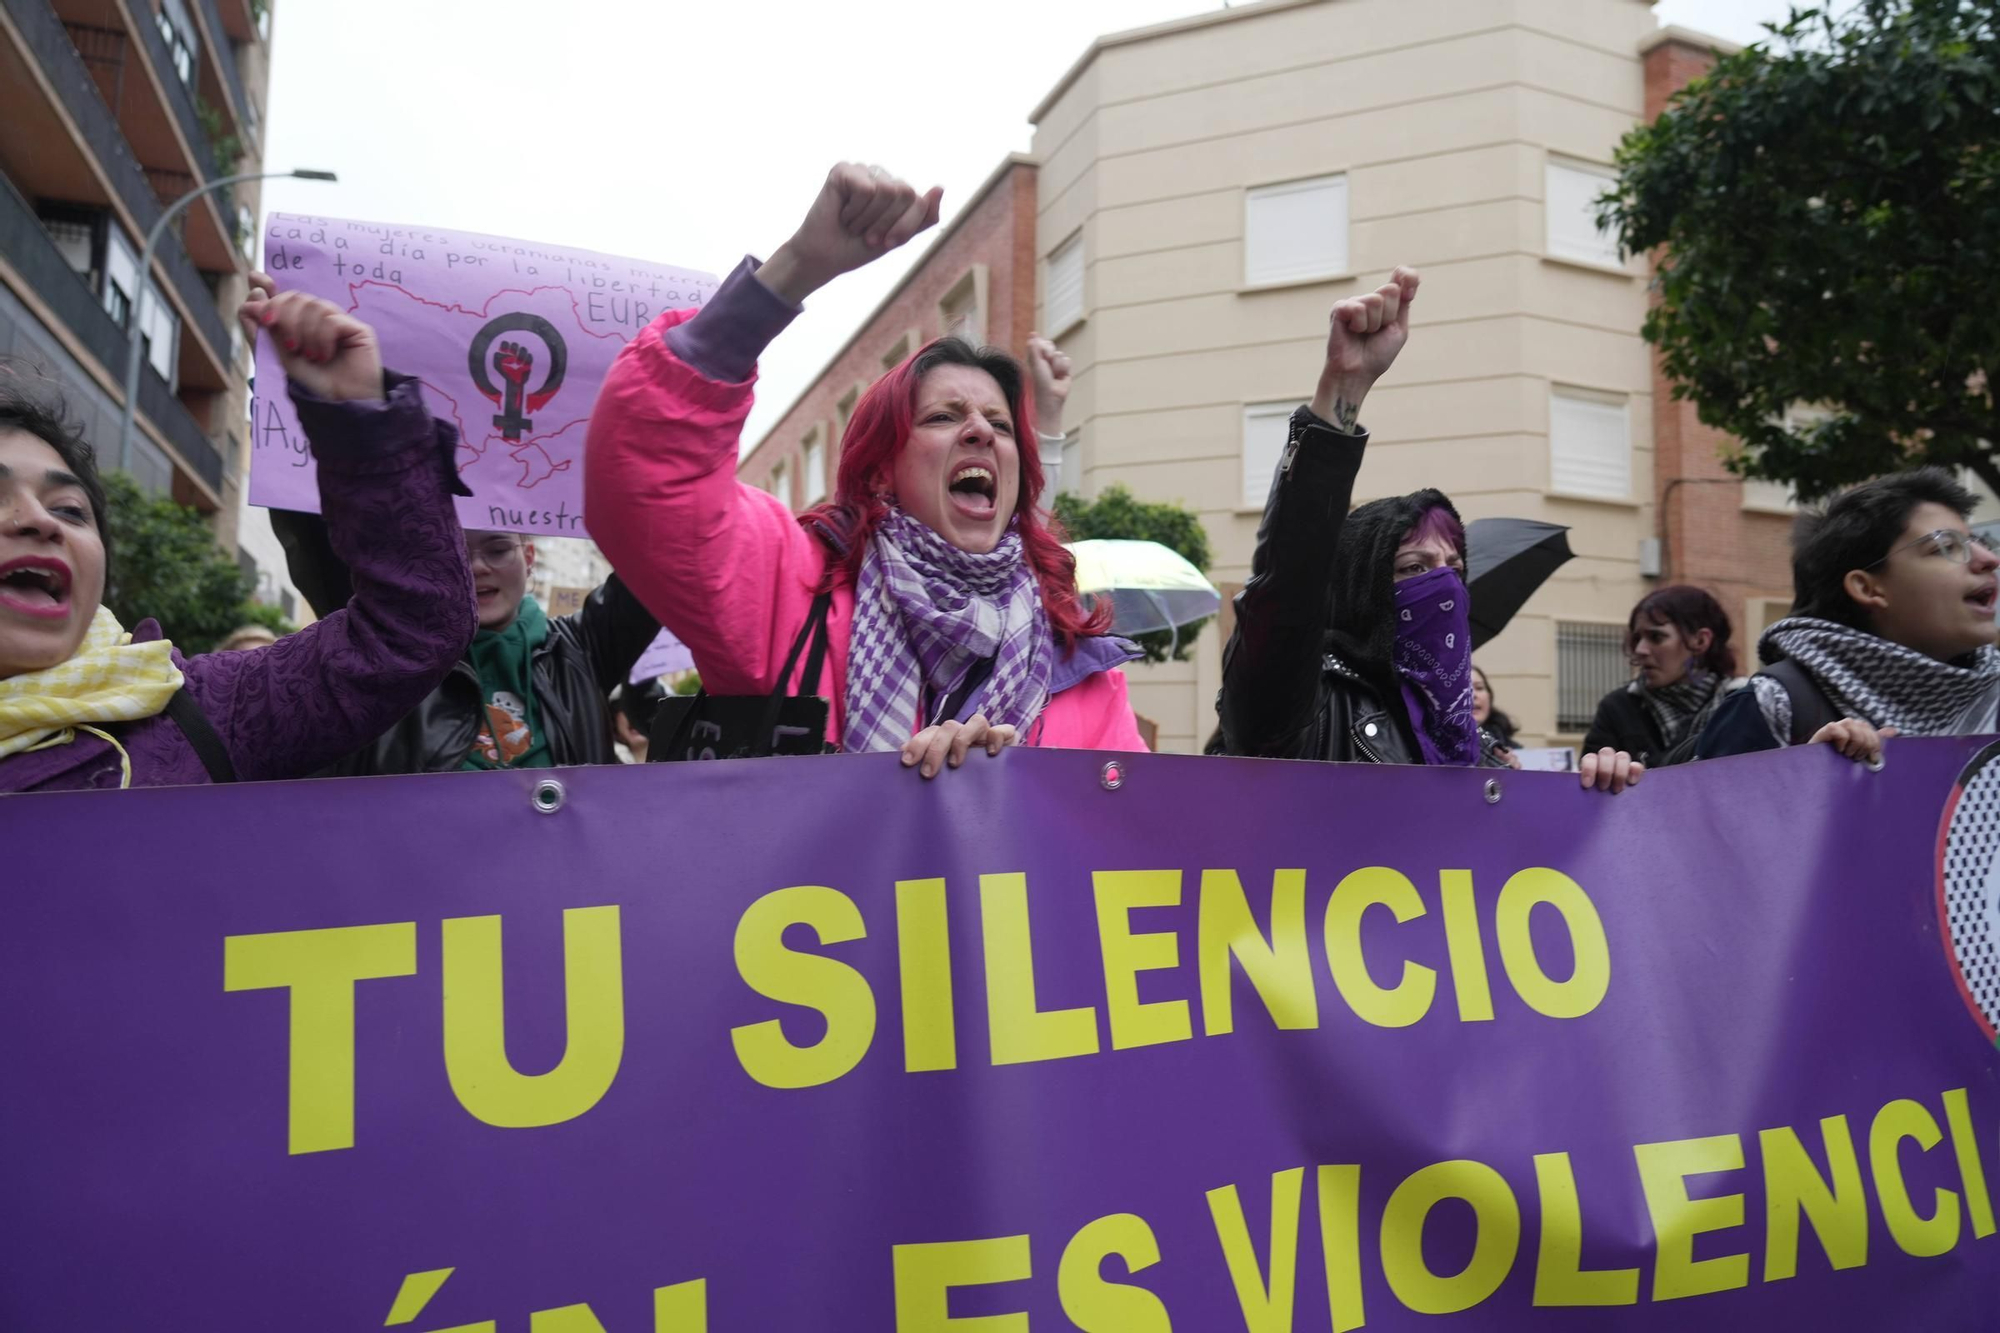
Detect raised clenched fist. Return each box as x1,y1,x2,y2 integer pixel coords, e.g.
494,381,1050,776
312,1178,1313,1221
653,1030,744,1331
496,341,533,386
1026,334,1072,435
756,163,944,305
1311,265,1420,432
242,285,384,403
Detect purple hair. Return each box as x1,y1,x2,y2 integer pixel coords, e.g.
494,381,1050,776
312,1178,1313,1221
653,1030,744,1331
1404,503,1466,557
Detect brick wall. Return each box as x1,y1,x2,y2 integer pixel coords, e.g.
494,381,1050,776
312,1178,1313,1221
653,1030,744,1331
1643,34,1795,665
740,158,1038,505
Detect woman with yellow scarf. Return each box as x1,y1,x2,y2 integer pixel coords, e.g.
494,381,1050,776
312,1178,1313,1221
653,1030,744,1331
0,291,476,791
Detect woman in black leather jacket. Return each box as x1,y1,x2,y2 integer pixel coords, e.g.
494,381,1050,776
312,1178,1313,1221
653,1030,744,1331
1217,270,1641,794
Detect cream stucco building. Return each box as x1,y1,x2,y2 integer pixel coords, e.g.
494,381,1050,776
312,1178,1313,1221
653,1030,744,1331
746,0,1801,754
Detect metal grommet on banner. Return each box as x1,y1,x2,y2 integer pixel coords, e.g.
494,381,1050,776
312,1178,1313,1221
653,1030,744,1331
1868,754,1886,774
532,779,566,815
1101,760,1125,791
1484,778,1502,805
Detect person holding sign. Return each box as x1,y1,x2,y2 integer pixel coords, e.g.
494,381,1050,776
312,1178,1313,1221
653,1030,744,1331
585,163,1145,776
1217,274,1642,793
0,296,475,791
245,271,662,777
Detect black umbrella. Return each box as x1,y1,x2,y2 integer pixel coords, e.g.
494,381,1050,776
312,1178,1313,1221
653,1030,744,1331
1465,518,1574,649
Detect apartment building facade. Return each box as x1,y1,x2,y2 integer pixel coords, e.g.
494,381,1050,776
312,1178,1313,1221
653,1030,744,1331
1,0,280,599
744,0,1807,752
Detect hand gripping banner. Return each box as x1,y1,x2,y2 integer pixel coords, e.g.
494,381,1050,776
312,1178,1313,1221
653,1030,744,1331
2,742,1997,1329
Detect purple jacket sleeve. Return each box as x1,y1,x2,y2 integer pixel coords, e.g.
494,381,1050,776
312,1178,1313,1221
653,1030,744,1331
177,372,477,781
665,256,802,384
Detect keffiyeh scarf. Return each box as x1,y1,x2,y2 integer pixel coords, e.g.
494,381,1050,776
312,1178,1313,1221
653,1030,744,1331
1634,670,1724,750
842,509,1052,754
1755,616,2000,741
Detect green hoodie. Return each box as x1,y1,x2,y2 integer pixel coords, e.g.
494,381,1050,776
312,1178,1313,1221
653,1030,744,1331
460,595,553,770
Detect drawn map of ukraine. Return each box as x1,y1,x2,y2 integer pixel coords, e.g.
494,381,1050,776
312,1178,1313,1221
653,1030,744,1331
346,280,611,494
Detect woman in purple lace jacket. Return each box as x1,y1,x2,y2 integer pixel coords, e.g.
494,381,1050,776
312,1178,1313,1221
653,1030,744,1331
0,292,476,792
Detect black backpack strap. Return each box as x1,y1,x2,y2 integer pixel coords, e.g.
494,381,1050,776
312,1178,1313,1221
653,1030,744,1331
1762,658,1841,745
164,689,238,784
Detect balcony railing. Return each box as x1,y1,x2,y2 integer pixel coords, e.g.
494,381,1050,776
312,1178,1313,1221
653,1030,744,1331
193,0,251,139
120,0,238,208
5,0,235,365
0,171,227,492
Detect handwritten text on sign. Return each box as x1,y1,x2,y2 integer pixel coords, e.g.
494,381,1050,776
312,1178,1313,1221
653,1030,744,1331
249,214,716,535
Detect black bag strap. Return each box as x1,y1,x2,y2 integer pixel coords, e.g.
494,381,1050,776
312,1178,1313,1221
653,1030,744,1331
164,689,237,784
1762,658,1841,745
756,591,834,754
660,592,834,760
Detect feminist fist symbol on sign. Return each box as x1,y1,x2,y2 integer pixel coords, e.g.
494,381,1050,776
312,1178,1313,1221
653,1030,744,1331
496,341,533,387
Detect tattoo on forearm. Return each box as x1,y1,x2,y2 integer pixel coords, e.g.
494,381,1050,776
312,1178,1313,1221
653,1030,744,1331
1331,396,1360,433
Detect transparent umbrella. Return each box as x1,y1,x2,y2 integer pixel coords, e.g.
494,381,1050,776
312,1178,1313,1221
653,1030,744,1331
1067,539,1222,656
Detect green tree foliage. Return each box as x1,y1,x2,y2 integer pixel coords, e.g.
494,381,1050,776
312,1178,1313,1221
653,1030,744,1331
1053,484,1213,663
101,472,286,652
1601,0,1999,500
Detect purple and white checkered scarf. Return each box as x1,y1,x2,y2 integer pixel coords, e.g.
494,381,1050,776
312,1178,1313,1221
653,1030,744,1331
842,508,1052,754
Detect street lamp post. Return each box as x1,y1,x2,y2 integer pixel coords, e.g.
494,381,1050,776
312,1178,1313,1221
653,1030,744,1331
116,167,337,472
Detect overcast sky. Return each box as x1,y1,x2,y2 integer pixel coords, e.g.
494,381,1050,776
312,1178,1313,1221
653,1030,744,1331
255,0,1804,452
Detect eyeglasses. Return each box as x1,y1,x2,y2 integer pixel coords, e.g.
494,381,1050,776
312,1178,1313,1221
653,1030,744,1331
468,539,523,567
1865,529,1996,570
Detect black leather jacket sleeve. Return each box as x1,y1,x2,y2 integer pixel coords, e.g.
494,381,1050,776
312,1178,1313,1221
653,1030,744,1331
564,575,661,694
1219,406,1368,757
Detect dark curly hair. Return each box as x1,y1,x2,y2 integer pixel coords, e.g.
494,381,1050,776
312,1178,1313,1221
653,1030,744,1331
1791,467,1979,632
0,377,112,579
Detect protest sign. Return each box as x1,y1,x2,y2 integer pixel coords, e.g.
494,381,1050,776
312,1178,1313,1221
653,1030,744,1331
249,214,717,536
4,743,1997,1328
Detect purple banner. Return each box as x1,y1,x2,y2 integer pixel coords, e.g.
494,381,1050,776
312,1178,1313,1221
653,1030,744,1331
249,213,716,536
4,743,1999,1329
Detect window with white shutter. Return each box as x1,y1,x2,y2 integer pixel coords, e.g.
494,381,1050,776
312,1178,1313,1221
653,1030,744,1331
1549,387,1630,499
1545,159,1624,269
1058,430,1081,496
1242,402,1294,509
1244,175,1349,285
1044,233,1084,335
802,432,826,506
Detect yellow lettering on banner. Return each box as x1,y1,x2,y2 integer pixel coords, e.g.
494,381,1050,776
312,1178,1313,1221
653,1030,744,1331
1317,1164,1366,1333
1531,1152,1638,1306
1094,871,1193,1051
981,873,1099,1066
892,1234,1031,1331
1869,1098,1960,1258
222,921,417,1155
1494,869,1610,1019
530,1305,608,1332
1942,1088,1997,1238
443,907,624,1128
1633,1134,1749,1300
1380,1160,1520,1314
1437,869,1495,1022
1198,870,1318,1037
895,879,956,1073
1759,1116,1867,1281
1057,1212,1172,1331
1205,1167,1304,1333
1325,867,1436,1028
653,1279,708,1331
731,886,877,1089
